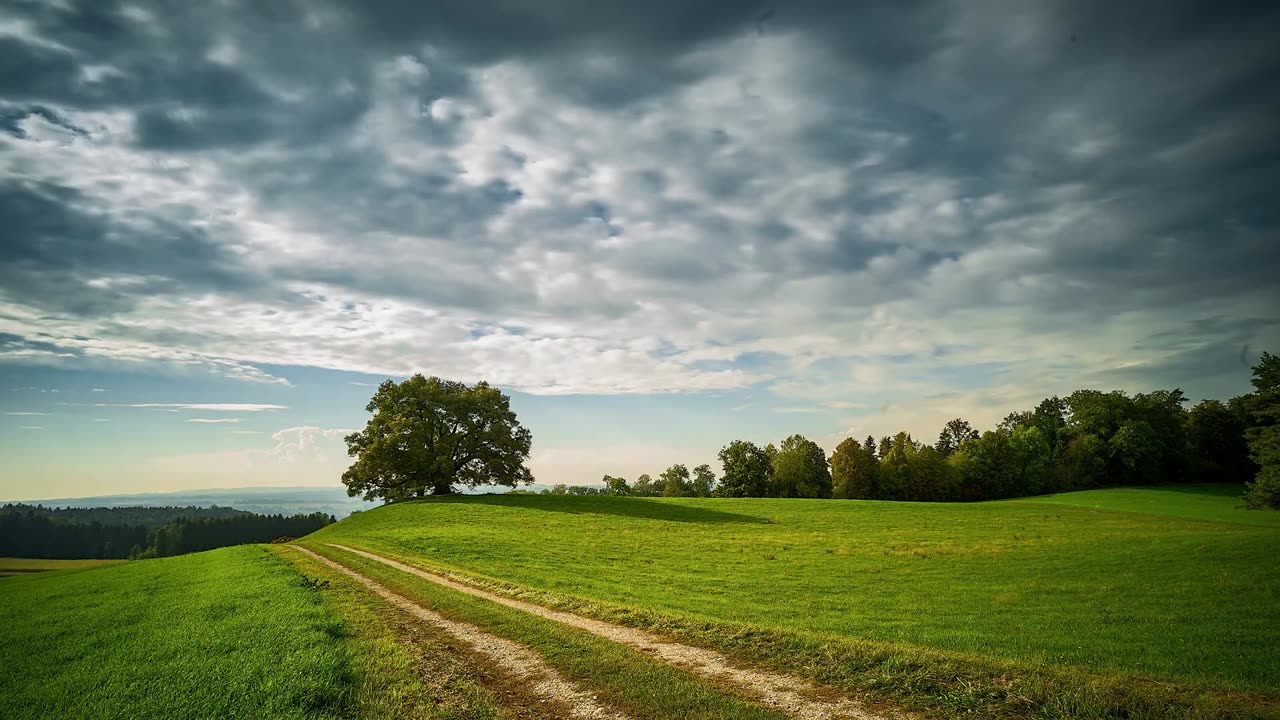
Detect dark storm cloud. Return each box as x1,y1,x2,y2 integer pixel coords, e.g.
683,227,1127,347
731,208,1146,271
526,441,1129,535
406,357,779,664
0,0,1277,394
0,179,257,315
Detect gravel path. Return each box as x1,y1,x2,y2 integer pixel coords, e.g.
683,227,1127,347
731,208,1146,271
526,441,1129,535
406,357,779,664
326,543,899,720
292,546,630,720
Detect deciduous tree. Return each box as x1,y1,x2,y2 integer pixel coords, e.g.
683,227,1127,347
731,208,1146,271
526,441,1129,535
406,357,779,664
1244,352,1280,509
661,464,692,497
770,434,833,498
830,437,878,499
342,375,533,501
691,464,716,497
715,440,771,497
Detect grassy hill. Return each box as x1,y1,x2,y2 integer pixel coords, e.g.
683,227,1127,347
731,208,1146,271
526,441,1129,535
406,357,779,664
1017,483,1280,526
3,486,1276,719
0,546,351,720
307,486,1280,696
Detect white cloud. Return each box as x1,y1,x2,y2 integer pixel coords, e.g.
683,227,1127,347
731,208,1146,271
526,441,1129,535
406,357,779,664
187,418,242,423
6,411,52,416
77,403,286,411
144,425,355,487
0,0,1275,437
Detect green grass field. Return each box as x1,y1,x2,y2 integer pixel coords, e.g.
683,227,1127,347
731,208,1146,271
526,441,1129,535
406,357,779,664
0,546,352,720
308,486,1280,698
4,486,1276,719
272,545,506,720
0,557,123,576
1017,484,1280,526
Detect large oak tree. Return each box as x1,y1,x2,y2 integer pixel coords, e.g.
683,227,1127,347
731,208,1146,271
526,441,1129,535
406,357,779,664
342,375,533,501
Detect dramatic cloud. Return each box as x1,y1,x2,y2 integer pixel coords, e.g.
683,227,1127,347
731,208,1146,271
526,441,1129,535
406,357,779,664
1,0,1277,437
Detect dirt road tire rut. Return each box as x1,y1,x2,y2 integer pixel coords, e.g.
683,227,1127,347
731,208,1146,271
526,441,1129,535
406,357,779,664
325,543,900,720
292,546,630,720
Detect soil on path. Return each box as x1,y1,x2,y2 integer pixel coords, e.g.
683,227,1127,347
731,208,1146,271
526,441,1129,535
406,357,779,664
326,543,903,720
292,546,630,720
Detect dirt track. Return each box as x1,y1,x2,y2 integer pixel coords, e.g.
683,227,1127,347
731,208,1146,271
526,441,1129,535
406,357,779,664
325,543,898,720
292,546,630,720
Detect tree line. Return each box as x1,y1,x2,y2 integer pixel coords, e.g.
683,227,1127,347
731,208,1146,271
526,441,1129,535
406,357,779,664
336,359,1277,508
586,353,1279,508
0,504,334,559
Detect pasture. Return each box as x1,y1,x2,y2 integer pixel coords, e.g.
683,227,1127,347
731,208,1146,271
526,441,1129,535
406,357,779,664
0,545,351,720
0,557,122,576
308,486,1280,697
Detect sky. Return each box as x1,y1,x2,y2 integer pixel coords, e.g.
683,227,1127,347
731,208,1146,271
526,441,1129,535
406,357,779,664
2,0,1278,501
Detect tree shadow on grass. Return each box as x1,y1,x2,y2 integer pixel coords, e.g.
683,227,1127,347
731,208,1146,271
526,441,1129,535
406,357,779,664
417,493,770,524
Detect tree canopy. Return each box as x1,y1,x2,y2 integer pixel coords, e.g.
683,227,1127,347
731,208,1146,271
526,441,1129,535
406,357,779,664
1244,352,1280,508
771,434,833,498
595,350,1272,507
715,440,772,497
342,375,533,501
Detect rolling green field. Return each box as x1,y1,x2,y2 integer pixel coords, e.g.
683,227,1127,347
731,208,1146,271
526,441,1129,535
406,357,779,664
308,486,1280,696
1018,484,1280,526
0,546,352,720
0,557,122,576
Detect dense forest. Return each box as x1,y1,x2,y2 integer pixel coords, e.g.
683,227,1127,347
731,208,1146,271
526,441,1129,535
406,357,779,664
576,352,1279,508
0,505,334,559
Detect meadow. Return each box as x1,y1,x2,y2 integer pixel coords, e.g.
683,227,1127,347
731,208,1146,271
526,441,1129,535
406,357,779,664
308,486,1280,695
0,545,352,720
0,557,121,575
3,486,1276,719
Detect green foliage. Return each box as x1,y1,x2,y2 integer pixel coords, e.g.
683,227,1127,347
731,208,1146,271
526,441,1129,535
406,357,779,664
714,440,771,497
601,475,631,496
0,506,332,560
0,546,352,720
690,464,716,497
876,432,919,500
769,434,832,498
934,418,978,457
632,473,657,497
830,437,877,499
1244,352,1280,509
660,463,691,497
1186,399,1255,481
309,489,1280,698
950,430,1017,500
1243,426,1280,509
342,375,533,501
1009,425,1051,494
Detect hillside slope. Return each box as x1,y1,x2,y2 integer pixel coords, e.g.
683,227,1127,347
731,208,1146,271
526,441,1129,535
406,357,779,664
306,487,1280,692
0,546,350,720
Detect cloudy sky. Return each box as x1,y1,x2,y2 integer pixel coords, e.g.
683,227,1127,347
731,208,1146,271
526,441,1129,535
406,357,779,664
2,0,1278,500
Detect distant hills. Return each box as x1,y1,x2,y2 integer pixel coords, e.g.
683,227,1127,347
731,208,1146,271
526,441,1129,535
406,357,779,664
5,484,578,518
9,486,380,519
